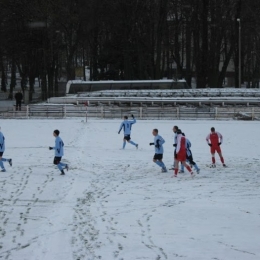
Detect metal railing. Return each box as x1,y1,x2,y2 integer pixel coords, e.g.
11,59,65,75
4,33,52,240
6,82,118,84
1,104,260,120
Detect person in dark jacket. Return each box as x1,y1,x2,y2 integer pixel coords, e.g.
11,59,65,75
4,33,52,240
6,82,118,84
15,91,23,111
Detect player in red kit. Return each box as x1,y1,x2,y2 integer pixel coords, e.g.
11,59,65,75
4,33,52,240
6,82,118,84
172,129,194,177
206,127,227,168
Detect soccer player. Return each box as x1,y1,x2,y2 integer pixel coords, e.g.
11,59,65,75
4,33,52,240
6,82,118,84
118,114,138,149
169,125,179,170
173,125,178,146
49,129,68,175
150,129,167,172
0,127,12,172
206,127,226,168
172,129,194,177
179,133,200,174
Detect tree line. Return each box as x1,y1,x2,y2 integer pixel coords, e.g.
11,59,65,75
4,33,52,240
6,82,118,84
0,0,259,100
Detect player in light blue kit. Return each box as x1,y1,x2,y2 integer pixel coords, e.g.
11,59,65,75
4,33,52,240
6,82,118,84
150,129,167,172
49,130,69,175
118,115,138,149
179,133,200,174
0,127,12,172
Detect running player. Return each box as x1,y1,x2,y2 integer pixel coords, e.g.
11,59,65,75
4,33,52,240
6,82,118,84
118,114,138,149
173,125,178,147
179,133,200,174
169,125,179,170
49,129,69,175
206,127,226,167
172,129,194,177
0,127,12,172
150,129,167,172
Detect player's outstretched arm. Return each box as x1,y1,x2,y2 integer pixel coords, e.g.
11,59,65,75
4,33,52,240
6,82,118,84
129,115,136,124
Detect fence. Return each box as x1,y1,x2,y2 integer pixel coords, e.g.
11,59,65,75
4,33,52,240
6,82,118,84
86,106,260,120
1,104,260,120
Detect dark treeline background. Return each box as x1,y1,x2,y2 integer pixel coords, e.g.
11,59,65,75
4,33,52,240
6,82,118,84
0,0,259,99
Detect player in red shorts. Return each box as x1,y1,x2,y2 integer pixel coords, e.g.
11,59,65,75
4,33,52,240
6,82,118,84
172,129,194,177
206,127,226,168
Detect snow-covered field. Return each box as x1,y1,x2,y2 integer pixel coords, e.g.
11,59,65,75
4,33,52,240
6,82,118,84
0,119,259,260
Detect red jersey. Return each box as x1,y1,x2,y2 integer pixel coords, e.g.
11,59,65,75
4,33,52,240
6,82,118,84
176,134,186,153
206,132,223,147
176,134,187,161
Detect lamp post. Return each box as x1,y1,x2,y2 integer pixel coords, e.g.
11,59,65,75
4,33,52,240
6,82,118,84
237,18,241,88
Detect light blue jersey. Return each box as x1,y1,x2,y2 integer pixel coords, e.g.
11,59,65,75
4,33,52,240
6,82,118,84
52,136,64,156
154,135,165,154
186,138,192,156
118,118,136,136
180,137,200,173
0,132,5,152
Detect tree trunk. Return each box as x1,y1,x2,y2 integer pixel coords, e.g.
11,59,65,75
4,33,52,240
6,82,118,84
1,59,7,92
218,45,234,87
41,73,47,100
66,57,75,81
91,31,99,80
155,0,168,79
54,65,59,96
82,47,86,81
234,0,242,88
196,0,209,88
47,65,55,98
29,75,35,101
9,57,16,99
185,19,192,87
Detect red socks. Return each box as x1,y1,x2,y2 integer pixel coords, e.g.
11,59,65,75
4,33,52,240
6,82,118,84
186,166,192,172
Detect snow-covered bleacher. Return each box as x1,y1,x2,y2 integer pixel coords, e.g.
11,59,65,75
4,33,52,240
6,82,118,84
1,87,259,120
75,88,260,98
47,88,260,107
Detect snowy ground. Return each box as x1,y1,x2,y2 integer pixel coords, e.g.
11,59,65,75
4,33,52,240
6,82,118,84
0,119,259,260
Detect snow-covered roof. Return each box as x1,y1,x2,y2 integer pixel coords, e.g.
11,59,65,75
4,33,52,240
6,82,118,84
66,79,187,93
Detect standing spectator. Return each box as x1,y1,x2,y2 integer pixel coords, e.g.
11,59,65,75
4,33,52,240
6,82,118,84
0,127,12,172
206,127,226,168
49,130,69,175
150,129,167,172
15,90,23,111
